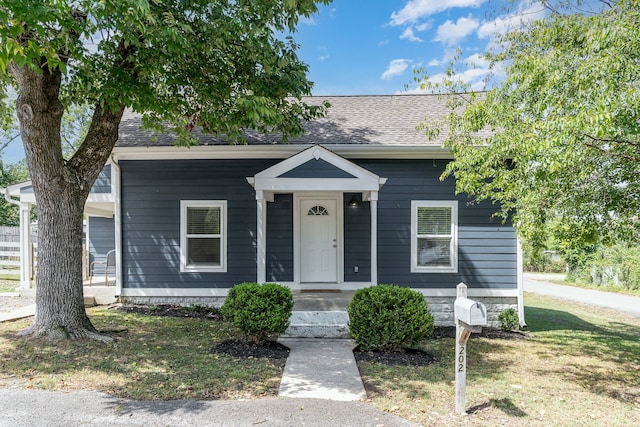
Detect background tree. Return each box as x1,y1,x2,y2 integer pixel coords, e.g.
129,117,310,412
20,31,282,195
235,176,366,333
420,0,639,271
0,0,329,340
0,159,28,225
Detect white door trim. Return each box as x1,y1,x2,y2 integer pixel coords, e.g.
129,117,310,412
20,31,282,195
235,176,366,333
294,192,344,286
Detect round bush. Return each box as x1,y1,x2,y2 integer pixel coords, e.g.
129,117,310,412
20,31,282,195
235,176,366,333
220,282,294,343
347,284,435,351
497,308,519,332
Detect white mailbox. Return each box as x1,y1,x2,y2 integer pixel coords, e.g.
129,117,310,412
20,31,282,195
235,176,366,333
454,297,487,327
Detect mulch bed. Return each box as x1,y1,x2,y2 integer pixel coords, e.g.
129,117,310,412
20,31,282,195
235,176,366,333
354,347,436,366
213,340,290,359
115,303,223,320
431,326,530,340
114,304,527,365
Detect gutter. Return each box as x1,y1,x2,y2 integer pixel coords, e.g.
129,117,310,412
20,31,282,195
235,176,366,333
109,156,123,297
3,187,21,207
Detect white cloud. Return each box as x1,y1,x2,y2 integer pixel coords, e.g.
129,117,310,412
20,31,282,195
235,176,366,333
300,16,316,25
400,27,423,42
381,59,411,80
402,52,504,93
317,46,330,62
390,0,487,26
434,15,479,46
428,58,441,67
415,22,432,32
478,2,546,38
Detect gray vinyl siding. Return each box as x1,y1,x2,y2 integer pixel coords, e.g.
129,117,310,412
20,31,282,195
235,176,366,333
88,216,115,274
266,194,293,282
20,165,111,195
344,193,371,281
91,165,112,193
119,158,516,291
353,159,517,289
120,159,279,289
280,158,356,178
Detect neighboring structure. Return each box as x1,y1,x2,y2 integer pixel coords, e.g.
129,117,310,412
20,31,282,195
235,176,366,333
3,95,525,326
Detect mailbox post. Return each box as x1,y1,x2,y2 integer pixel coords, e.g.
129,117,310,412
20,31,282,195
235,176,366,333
454,282,487,414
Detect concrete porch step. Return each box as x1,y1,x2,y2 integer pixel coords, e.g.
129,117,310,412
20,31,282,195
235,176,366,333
284,310,350,338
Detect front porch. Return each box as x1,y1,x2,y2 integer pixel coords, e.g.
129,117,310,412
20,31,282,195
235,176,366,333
248,145,387,288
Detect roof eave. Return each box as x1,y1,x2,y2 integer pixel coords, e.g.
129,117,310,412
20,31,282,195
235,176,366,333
111,143,454,161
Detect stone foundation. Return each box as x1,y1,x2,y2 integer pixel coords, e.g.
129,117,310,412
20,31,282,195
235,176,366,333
118,296,226,307
426,296,518,328
118,294,519,329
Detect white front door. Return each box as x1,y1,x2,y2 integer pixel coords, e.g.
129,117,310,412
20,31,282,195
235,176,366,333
299,198,338,283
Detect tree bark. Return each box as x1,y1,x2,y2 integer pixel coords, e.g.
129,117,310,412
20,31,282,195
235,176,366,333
9,60,123,341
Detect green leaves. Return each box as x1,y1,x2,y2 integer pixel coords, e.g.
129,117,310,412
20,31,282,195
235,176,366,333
421,0,640,255
1,0,329,141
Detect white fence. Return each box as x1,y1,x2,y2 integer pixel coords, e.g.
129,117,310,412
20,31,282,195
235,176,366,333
0,226,37,277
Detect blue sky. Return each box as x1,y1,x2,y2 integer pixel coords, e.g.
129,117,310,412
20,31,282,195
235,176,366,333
2,0,546,164
294,0,546,95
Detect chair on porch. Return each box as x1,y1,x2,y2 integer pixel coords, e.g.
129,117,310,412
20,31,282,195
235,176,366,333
89,249,116,286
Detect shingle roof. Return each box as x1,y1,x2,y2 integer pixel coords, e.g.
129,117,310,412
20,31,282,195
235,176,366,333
116,94,458,148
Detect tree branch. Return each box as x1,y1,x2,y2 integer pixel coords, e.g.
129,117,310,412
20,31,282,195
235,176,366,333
584,133,640,147
585,142,640,162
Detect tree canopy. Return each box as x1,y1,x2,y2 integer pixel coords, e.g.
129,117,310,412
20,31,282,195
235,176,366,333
0,0,329,143
0,0,330,339
421,0,640,267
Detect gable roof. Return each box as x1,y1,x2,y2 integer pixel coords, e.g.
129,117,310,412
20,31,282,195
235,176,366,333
247,145,386,195
116,94,460,149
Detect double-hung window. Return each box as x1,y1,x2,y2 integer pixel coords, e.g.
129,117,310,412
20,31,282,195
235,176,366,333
180,200,227,272
411,200,458,273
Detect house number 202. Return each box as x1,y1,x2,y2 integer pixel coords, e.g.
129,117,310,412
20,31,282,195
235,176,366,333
457,345,466,372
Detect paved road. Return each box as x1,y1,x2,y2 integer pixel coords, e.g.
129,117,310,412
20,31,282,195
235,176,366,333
0,389,419,427
524,274,640,319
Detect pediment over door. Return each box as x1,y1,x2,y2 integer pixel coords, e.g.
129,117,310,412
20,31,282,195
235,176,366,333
246,145,386,200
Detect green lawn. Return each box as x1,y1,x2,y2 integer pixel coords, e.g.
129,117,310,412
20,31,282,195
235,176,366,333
358,292,640,426
0,293,638,426
0,308,285,400
0,276,19,293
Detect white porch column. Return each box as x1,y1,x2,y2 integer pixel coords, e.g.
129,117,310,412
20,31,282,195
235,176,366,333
369,192,378,286
256,190,267,284
19,203,32,289
112,159,123,295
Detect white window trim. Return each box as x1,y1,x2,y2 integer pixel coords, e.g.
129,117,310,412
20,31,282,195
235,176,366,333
411,200,458,273
180,200,227,273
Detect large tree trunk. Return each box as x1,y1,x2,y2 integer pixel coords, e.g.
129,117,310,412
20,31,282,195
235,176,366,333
22,189,110,340
9,59,123,341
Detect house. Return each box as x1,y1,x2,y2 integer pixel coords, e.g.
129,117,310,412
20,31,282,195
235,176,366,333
4,95,524,326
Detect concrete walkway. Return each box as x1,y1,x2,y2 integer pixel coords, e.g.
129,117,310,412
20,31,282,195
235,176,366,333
524,274,640,319
278,339,366,401
0,304,35,322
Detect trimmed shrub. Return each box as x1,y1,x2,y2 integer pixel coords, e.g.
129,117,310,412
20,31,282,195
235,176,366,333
347,284,434,351
220,282,294,343
498,308,519,332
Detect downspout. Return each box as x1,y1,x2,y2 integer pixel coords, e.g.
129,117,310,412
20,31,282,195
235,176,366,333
517,239,527,327
3,188,31,289
110,156,123,297
2,187,20,207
